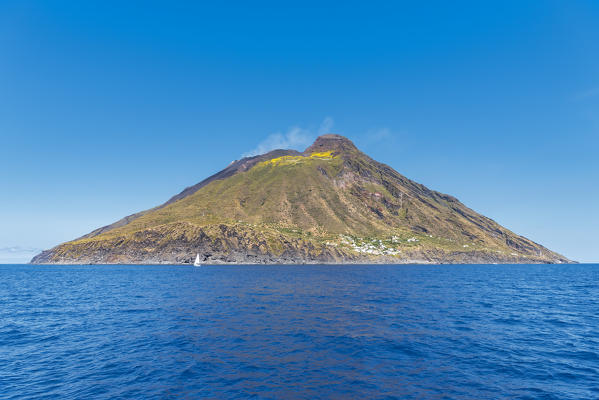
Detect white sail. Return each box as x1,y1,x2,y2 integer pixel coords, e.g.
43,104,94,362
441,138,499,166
194,254,201,267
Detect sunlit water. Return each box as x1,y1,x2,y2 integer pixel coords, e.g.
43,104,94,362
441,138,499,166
1,264,598,399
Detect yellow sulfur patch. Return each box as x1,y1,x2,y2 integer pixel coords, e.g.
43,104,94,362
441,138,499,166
261,150,337,166
309,151,335,158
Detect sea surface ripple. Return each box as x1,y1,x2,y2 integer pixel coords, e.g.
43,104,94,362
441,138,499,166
1,264,598,399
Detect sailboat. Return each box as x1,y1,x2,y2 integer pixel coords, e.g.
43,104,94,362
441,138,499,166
193,253,202,267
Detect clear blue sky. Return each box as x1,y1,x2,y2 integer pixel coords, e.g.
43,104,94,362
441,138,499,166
1,1,597,263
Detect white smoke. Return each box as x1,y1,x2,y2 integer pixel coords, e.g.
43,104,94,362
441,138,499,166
243,117,334,157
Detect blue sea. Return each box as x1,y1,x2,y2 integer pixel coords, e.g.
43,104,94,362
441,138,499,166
1,264,598,399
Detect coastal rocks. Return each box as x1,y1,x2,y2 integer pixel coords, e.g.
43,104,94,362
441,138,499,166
31,222,568,265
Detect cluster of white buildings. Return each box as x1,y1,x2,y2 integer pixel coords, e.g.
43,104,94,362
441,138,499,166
336,235,401,256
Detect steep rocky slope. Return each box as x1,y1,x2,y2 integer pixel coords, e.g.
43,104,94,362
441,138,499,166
32,135,570,264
